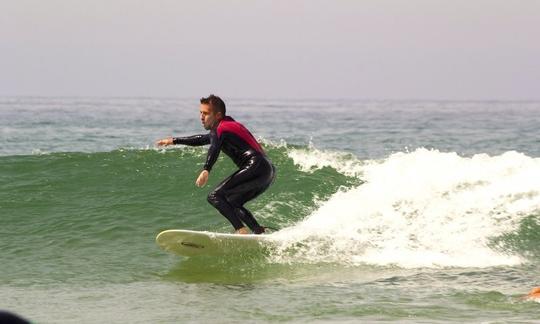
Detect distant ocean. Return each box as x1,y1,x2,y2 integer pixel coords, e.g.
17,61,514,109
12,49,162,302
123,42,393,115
1,97,539,323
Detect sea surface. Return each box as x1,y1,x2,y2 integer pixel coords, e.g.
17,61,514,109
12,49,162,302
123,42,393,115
1,97,540,323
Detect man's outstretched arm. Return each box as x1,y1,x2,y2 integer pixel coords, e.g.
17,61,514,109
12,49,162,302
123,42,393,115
156,134,210,146
196,131,222,187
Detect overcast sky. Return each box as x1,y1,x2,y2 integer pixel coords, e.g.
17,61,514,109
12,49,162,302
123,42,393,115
1,0,539,99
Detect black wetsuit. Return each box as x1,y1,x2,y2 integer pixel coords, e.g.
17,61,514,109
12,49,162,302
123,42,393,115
173,116,275,234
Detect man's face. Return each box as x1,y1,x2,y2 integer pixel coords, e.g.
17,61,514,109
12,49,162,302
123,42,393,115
200,104,221,130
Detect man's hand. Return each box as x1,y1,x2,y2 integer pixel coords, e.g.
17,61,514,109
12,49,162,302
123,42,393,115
156,137,174,146
195,170,209,187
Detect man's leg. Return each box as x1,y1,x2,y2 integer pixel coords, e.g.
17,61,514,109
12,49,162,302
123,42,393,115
237,206,264,234
208,157,275,233
207,175,245,231
228,164,275,234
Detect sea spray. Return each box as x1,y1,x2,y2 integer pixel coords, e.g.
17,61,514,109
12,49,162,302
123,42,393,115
271,148,540,268
287,141,364,177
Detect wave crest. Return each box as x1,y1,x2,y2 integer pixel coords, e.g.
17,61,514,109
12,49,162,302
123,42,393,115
270,148,540,268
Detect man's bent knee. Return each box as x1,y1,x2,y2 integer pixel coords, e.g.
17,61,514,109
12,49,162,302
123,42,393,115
207,189,224,207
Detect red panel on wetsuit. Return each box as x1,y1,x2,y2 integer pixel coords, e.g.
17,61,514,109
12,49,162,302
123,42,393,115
217,117,264,153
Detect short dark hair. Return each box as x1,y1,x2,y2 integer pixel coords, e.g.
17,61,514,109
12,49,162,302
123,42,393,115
200,94,226,116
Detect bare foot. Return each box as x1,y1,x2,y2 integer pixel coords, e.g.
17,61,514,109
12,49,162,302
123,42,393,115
235,227,249,235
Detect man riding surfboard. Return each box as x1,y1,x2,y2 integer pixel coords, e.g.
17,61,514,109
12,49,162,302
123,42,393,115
156,95,275,234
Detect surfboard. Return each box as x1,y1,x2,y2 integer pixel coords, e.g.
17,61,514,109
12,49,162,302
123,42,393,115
156,229,274,257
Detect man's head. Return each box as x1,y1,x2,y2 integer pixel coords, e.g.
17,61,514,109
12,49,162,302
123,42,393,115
200,94,226,130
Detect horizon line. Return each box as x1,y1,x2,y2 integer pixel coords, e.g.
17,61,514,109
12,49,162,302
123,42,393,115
1,95,539,103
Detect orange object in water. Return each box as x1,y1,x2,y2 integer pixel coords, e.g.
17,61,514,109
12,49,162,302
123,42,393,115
525,287,540,299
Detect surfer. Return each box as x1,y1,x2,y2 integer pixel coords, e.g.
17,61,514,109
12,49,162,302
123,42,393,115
156,95,275,234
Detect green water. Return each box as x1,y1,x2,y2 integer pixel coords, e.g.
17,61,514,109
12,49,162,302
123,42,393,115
2,98,540,323
1,147,350,278
2,146,539,323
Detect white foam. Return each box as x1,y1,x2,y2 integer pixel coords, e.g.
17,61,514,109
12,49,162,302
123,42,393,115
31,148,48,155
271,148,540,268
287,142,365,177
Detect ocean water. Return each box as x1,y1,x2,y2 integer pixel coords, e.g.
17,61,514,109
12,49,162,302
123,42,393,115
1,97,540,323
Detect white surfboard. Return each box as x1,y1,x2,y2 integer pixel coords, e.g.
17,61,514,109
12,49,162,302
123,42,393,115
156,229,275,256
